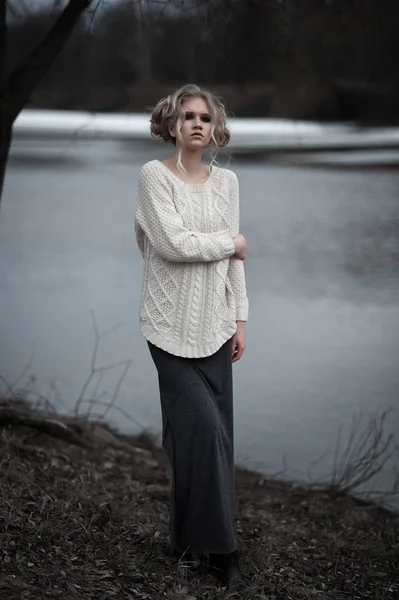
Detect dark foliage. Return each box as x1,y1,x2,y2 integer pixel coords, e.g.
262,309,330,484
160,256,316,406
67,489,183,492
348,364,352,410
6,0,399,121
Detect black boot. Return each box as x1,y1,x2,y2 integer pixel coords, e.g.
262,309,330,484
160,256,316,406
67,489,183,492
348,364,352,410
170,548,204,572
208,551,248,592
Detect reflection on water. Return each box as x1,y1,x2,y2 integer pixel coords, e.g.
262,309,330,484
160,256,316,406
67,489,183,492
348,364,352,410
1,139,399,505
342,218,399,280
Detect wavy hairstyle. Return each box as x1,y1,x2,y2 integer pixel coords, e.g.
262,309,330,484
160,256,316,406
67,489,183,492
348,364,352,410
150,84,230,174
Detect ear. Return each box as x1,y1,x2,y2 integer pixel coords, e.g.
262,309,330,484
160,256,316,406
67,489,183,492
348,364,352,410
169,127,176,139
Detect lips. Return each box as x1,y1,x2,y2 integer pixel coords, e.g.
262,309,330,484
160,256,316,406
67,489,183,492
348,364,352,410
191,132,203,137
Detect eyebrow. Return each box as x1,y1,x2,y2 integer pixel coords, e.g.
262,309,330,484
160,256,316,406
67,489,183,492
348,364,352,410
184,110,211,117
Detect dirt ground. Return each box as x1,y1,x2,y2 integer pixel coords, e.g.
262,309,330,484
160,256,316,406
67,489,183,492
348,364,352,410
1,403,398,600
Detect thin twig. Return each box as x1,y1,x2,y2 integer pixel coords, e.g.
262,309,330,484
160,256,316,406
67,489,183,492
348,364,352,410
100,360,132,420
304,408,398,508
74,310,131,417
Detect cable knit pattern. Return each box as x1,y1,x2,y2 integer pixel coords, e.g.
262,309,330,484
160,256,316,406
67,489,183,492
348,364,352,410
135,159,249,358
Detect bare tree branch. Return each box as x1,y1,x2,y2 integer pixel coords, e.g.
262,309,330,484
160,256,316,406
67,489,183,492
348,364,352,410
7,0,93,126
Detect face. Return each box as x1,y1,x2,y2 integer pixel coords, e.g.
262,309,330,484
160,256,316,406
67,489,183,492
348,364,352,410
170,96,213,150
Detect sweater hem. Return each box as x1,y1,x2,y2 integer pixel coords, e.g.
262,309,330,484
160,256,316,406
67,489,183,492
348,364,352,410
140,322,237,358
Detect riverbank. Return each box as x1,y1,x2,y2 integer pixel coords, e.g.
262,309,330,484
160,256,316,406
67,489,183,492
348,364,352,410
1,398,398,600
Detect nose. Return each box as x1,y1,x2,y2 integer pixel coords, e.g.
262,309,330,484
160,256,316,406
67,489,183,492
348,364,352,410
193,116,202,128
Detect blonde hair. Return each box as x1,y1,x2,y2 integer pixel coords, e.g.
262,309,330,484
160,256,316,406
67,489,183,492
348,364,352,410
150,84,230,174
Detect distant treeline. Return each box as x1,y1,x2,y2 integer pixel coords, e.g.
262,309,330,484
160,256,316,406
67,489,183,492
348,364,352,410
6,0,399,122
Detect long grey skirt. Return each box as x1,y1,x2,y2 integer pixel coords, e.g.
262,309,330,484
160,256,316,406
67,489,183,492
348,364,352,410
147,338,237,555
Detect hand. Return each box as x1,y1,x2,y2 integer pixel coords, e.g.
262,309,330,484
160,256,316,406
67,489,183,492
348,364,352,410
233,234,247,261
232,321,246,363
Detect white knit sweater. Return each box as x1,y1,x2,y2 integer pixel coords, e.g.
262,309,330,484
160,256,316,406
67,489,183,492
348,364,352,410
134,159,249,358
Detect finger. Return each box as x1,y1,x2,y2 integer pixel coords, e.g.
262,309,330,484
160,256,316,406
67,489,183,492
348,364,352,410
232,336,238,358
232,342,245,363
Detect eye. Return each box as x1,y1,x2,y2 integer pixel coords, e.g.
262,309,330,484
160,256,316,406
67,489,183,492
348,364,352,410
185,112,194,120
201,115,211,123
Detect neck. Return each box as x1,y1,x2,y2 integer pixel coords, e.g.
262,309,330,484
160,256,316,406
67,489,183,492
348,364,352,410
172,147,204,174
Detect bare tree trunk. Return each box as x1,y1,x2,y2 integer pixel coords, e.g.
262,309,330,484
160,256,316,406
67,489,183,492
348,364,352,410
0,0,8,202
0,0,6,86
0,0,92,205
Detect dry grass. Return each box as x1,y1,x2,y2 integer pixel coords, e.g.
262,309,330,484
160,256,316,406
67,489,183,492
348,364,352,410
1,397,398,600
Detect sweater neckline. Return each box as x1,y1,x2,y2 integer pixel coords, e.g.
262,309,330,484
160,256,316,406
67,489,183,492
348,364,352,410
156,159,215,190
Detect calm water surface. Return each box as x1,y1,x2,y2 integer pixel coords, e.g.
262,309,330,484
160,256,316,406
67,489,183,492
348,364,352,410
1,139,398,502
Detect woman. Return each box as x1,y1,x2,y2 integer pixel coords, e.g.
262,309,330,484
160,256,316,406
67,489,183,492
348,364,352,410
135,84,249,592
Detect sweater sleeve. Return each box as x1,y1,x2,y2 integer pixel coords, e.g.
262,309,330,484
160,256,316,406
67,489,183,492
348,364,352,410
227,171,249,321
135,163,236,263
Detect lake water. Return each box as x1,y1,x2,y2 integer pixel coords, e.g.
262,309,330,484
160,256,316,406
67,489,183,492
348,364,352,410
1,138,398,505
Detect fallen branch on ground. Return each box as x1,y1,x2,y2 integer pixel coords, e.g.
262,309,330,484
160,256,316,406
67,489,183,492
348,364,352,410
0,399,154,465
